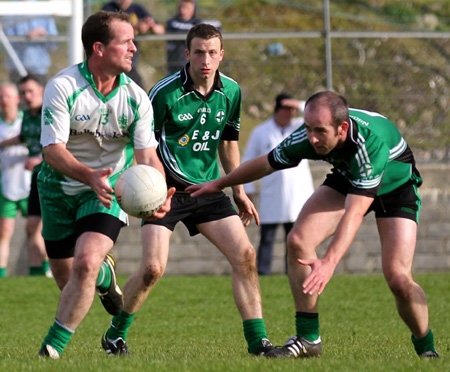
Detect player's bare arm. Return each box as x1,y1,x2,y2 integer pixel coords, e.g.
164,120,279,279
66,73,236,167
0,134,21,148
218,140,260,226
187,154,276,198
43,142,114,208
299,193,374,295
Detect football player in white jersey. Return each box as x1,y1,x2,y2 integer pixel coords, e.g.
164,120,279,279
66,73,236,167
37,11,174,359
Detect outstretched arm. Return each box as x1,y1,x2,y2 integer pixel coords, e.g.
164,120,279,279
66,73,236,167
0,135,21,148
186,154,276,197
218,140,259,226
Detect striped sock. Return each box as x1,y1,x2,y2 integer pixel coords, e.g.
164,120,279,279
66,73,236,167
41,318,75,356
107,311,135,341
96,260,112,292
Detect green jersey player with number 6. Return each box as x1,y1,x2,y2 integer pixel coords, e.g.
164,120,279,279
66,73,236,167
101,23,286,358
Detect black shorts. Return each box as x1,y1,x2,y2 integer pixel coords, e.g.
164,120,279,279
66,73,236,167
323,171,421,223
27,171,41,216
143,191,238,236
45,213,125,259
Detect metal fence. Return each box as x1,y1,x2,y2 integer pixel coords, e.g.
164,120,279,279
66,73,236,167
1,7,449,160
134,31,450,160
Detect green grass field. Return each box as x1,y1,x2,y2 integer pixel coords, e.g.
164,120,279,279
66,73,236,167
0,273,448,371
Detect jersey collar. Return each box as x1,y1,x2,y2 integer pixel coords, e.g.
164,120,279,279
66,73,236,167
180,63,224,100
78,61,131,101
328,118,359,159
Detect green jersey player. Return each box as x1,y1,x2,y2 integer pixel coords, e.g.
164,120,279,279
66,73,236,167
37,11,173,359
188,91,438,359
18,75,50,276
101,23,286,358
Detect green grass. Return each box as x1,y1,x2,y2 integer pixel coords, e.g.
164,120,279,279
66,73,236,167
0,273,449,371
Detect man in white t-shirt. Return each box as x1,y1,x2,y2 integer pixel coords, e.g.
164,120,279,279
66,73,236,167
243,94,314,275
37,11,174,359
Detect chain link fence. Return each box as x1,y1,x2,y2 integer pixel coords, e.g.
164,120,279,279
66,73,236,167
132,32,450,162
1,1,449,161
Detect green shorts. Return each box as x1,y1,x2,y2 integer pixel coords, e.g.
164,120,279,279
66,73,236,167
0,183,28,218
37,180,128,241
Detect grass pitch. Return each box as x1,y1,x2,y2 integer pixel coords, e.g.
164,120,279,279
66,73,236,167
0,273,448,371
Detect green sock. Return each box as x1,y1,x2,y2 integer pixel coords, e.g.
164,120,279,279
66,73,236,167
107,311,135,341
41,319,75,355
243,318,268,354
96,260,112,292
29,266,44,276
412,329,436,355
42,260,50,273
296,312,320,342
0,267,6,278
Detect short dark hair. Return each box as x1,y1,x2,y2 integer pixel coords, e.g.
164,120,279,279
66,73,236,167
17,74,42,87
82,10,131,59
186,23,223,51
274,93,293,112
305,91,350,129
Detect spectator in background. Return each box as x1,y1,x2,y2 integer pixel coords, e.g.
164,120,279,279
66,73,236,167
0,75,51,277
102,0,165,89
0,83,31,278
166,0,203,75
3,1,58,86
243,94,314,275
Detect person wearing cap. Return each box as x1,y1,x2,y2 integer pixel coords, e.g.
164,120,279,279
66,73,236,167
242,93,314,275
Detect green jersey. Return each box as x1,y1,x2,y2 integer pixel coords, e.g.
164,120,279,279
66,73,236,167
20,108,42,172
149,67,241,189
21,108,42,157
269,108,421,197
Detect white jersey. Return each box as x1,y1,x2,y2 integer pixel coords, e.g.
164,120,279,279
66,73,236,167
0,112,32,201
41,62,157,195
243,116,314,224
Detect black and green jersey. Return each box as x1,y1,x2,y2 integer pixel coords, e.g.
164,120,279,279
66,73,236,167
20,108,42,172
269,108,421,197
149,67,241,189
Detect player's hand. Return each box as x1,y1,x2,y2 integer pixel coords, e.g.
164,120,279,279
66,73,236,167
233,192,260,227
143,187,176,221
298,258,335,295
186,181,221,197
24,156,42,171
89,168,114,209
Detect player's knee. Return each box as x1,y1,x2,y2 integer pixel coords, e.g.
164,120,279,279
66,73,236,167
385,272,413,299
287,231,310,257
25,223,39,237
141,264,165,287
233,244,256,272
72,255,100,282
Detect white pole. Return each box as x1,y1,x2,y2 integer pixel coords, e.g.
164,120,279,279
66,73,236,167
323,0,333,91
0,23,27,77
69,0,84,65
